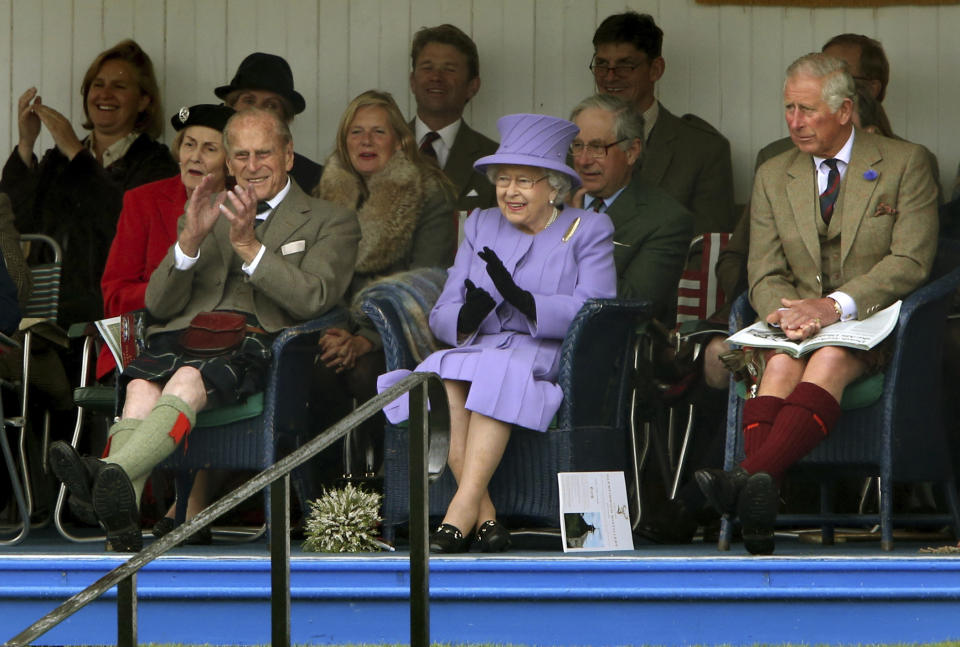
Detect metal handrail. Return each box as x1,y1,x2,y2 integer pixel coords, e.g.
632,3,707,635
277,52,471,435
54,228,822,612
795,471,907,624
6,371,450,647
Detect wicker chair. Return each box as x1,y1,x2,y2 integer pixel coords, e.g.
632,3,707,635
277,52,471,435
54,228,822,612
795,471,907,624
370,295,651,541
719,239,960,551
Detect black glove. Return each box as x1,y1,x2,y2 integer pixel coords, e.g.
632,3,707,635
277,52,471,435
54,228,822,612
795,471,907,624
477,246,536,321
457,279,496,334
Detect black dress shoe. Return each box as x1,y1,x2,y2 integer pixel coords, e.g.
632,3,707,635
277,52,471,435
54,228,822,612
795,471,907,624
475,520,511,552
429,523,471,553
738,471,778,555
152,516,213,545
634,499,698,544
49,441,104,525
695,467,750,516
93,464,143,553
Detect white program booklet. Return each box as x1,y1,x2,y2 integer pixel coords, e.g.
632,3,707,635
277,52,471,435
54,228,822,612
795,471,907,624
726,300,901,358
558,471,634,552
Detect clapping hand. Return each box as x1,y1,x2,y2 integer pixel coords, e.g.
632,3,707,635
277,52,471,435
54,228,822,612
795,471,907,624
179,174,228,256
16,88,83,163
477,246,536,321
457,279,496,334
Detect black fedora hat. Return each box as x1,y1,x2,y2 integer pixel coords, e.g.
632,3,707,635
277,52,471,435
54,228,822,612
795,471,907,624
214,52,306,115
170,104,235,132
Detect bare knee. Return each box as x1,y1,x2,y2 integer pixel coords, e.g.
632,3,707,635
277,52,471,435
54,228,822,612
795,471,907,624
803,346,866,393
161,366,208,412
758,353,805,398
703,336,731,390
121,379,162,419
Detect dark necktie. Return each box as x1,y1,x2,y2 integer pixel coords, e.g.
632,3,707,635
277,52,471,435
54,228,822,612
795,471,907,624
256,200,271,215
419,131,440,164
590,198,606,213
819,158,841,224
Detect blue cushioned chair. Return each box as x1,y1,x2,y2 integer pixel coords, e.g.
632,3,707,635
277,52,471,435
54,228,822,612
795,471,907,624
373,296,651,541
720,239,960,551
54,309,344,542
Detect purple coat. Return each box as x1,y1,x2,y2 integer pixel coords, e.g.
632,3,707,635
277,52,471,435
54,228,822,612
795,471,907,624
378,205,616,431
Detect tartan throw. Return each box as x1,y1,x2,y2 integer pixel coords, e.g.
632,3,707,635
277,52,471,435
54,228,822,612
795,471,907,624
676,232,731,323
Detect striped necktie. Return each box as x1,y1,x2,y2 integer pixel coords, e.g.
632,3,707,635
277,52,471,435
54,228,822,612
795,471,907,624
419,131,440,164
819,158,840,224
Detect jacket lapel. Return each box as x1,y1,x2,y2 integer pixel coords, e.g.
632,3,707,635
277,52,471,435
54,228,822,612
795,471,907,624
785,149,821,268
445,123,481,200
639,103,676,187
839,129,882,266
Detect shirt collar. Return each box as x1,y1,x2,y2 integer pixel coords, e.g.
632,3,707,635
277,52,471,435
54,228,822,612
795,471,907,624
414,116,461,151
256,177,292,221
86,131,139,168
812,127,855,171
585,186,627,211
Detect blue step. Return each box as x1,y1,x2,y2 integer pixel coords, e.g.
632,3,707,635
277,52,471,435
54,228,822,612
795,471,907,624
3,547,960,645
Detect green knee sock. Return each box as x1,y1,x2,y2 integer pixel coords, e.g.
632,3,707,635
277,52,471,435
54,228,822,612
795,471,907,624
104,418,142,458
105,394,197,483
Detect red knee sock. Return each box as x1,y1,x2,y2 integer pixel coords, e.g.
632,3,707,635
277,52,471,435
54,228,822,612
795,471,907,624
742,395,785,459
740,382,841,480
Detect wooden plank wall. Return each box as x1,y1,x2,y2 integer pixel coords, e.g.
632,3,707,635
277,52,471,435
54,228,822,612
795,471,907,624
1,0,958,203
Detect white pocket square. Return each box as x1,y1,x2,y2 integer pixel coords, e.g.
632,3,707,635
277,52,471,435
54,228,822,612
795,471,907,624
613,240,630,247
466,189,479,197
281,240,306,255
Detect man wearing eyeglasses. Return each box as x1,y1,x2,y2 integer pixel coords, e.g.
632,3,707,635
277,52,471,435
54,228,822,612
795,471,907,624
569,95,692,325
755,34,941,202
591,11,735,236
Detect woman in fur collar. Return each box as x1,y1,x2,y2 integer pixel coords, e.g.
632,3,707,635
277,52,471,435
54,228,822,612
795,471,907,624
311,90,456,480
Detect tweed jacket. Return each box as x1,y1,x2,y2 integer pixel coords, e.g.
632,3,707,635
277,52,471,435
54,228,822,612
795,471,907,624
431,120,498,213
757,134,943,204
603,179,693,325
637,103,736,235
748,127,938,322
144,180,360,335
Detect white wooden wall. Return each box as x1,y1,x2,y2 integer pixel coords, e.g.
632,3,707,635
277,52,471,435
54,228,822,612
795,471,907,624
1,0,959,203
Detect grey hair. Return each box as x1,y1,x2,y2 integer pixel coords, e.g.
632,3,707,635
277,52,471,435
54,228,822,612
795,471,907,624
568,93,644,152
223,107,293,154
785,53,855,113
485,166,573,201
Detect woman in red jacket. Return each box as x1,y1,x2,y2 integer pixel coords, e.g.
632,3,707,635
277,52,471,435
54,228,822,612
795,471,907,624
99,104,234,378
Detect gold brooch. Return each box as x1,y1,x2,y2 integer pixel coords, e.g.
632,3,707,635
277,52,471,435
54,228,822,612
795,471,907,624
562,216,581,243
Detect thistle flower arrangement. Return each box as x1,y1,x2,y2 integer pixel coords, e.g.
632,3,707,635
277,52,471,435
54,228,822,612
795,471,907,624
302,483,384,553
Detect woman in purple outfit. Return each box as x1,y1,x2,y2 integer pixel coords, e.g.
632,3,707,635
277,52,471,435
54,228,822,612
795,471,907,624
379,114,617,553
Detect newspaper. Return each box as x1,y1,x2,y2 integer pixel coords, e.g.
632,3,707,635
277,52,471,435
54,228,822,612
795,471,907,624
558,471,634,552
726,300,901,358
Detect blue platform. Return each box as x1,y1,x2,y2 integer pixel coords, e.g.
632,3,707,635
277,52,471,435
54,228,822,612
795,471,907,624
2,528,960,646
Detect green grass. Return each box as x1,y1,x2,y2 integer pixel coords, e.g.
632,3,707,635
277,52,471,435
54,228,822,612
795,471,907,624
130,642,960,647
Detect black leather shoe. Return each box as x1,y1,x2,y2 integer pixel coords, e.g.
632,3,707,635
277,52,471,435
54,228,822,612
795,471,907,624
49,441,103,525
475,520,511,552
93,464,143,553
738,471,778,555
152,516,213,545
429,523,471,553
695,467,750,516
634,499,698,544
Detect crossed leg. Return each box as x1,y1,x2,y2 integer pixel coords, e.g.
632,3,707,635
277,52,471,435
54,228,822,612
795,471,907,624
440,379,511,535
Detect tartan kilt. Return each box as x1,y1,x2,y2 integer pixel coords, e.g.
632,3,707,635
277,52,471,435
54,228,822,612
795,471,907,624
120,325,274,410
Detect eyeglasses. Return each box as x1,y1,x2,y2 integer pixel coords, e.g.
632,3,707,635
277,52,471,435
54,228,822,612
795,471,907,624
495,175,548,190
589,60,642,78
569,138,627,159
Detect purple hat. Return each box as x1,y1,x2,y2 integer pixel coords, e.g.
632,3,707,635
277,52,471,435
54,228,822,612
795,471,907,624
474,114,581,189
